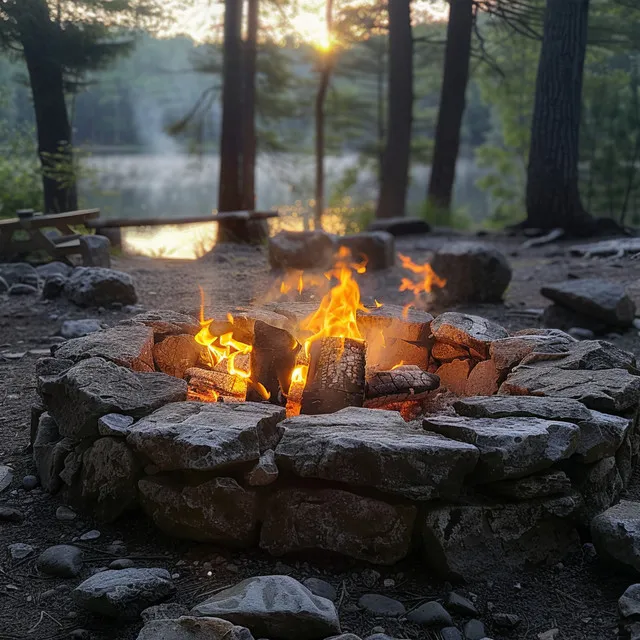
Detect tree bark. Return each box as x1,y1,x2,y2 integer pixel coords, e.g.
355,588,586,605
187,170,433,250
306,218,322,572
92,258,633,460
18,0,78,213
314,0,335,230
242,0,259,211
426,0,473,215
219,0,244,212
375,0,413,219
525,0,592,232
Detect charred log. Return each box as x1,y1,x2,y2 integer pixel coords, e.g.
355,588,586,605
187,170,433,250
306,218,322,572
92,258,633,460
185,360,249,401
365,365,439,402
246,320,300,405
301,338,366,415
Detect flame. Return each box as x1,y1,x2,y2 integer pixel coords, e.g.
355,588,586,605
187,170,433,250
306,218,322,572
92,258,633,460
297,274,304,295
391,361,405,370
249,381,271,400
374,299,384,308
280,281,291,294
300,247,367,355
398,254,447,297
291,365,309,385
286,364,309,417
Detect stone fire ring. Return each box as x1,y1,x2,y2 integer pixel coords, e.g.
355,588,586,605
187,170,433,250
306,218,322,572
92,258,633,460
32,307,640,580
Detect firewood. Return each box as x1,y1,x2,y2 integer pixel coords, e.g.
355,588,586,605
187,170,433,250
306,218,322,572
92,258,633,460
185,358,249,401
246,320,300,404
365,365,440,406
153,334,202,379
301,337,366,415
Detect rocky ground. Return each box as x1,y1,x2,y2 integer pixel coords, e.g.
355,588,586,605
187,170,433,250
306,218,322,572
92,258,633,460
2,231,640,640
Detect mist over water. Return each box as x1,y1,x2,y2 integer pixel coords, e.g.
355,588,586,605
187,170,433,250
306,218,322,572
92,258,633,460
80,153,490,223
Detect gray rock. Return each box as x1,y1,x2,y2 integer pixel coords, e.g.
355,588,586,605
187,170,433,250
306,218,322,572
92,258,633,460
592,501,640,572
22,474,38,490
124,310,200,338
36,545,83,578
431,312,509,357
367,216,431,236
60,319,104,339
336,232,395,270
8,543,34,560
302,578,337,602
423,415,579,483
56,506,77,521
407,601,453,627
0,465,13,493
326,635,362,640
127,401,285,472
358,594,405,617
452,395,630,464
73,568,175,619
441,629,463,640
268,230,336,271
80,235,111,268
490,334,574,377
0,507,24,522
463,619,486,640
80,437,141,521
33,412,70,493
36,261,72,279
0,263,39,288
40,358,187,440
42,274,67,299
0,276,7,293
137,617,254,640
64,267,137,307
140,602,190,623
276,407,478,499
541,279,636,327
619,584,640,621
138,476,258,545
260,487,416,565
422,494,582,580
446,592,478,616
543,303,608,334
485,470,573,500
245,449,278,486
191,575,341,640
492,613,521,628
9,283,38,295
430,242,512,304
54,324,155,371
500,366,640,413
68,630,91,640
97,413,135,438
80,530,101,541
109,558,135,570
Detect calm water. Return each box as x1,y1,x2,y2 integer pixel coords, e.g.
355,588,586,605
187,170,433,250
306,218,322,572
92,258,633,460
80,152,490,223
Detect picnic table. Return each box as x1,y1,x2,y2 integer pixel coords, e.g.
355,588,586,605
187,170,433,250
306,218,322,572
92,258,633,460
0,209,100,262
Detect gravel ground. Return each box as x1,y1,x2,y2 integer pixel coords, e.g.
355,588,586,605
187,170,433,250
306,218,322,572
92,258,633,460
1,232,640,640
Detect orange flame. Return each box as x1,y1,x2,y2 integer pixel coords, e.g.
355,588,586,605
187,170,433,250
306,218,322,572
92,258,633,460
291,365,309,385
374,299,384,308
391,361,405,370
280,281,291,294
300,247,366,355
297,274,304,295
398,254,447,297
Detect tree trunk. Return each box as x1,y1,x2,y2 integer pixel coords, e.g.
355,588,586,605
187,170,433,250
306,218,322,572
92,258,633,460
219,0,244,212
426,0,473,215
242,0,259,211
18,0,78,213
375,0,413,219
314,0,334,230
525,0,592,232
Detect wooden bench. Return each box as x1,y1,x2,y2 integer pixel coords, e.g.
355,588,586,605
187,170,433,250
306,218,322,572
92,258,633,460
0,209,100,262
86,210,280,247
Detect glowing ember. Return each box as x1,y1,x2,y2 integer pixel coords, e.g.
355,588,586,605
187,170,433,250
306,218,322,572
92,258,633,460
398,253,446,307
286,363,309,417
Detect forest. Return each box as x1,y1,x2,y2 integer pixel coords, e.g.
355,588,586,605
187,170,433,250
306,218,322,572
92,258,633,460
1,0,639,235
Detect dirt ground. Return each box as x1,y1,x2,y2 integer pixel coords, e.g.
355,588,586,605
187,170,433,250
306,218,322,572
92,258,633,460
2,232,640,640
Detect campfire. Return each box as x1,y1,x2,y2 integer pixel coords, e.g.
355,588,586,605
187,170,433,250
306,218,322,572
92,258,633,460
176,247,447,420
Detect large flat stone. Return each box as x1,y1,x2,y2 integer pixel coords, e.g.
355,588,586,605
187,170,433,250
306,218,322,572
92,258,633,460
499,366,640,413
275,408,478,499
191,575,340,640
127,402,285,472
541,279,636,327
40,358,187,440
136,617,255,640
490,334,574,378
139,476,258,545
53,324,155,372
431,312,508,357
453,395,630,463
422,494,582,580
592,501,640,572
423,415,579,483
260,488,416,565
124,310,200,338
486,470,573,500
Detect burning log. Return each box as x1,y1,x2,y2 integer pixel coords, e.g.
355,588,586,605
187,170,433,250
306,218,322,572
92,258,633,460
185,357,249,401
364,365,440,408
301,337,366,415
246,320,300,405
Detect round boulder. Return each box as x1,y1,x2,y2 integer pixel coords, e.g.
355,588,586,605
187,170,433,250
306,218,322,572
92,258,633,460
268,231,336,271
429,242,512,304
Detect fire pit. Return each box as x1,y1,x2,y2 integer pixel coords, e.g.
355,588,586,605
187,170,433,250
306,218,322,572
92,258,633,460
31,252,640,579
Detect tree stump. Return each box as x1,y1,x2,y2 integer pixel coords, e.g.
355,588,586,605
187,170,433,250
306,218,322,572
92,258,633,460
301,337,366,415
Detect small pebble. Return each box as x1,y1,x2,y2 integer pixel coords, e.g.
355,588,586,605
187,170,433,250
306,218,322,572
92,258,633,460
69,630,90,640
407,601,453,628
538,630,559,640
79,530,100,541
225,563,239,572
358,594,406,617
40,588,57,600
441,628,463,640
22,475,39,491
383,578,395,588
109,558,134,570
8,542,35,560
446,592,478,616
0,507,24,523
463,619,486,640
36,545,83,578
303,577,337,602
493,612,521,628
56,506,77,521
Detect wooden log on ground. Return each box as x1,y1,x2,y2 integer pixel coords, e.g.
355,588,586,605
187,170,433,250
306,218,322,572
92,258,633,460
301,337,366,415
246,320,301,404
364,365,440,407
185,358,249,401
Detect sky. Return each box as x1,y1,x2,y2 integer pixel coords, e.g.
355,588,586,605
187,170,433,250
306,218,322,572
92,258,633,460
166,1,449,45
